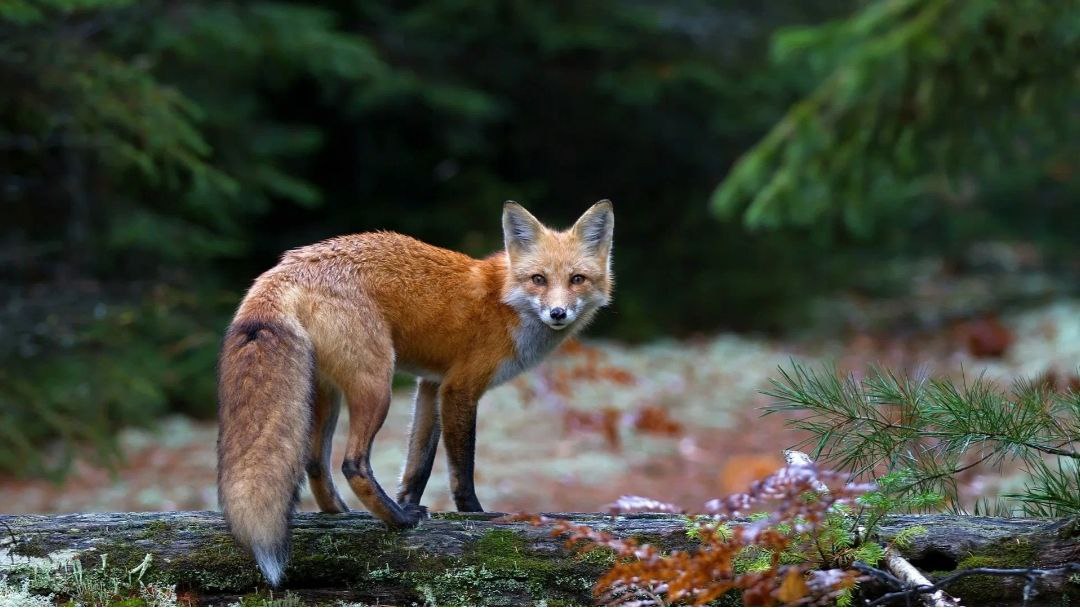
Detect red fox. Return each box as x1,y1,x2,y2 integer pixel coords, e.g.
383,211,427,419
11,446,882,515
217,200,614,585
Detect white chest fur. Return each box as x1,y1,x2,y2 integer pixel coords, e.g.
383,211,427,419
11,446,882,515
489,317,573,387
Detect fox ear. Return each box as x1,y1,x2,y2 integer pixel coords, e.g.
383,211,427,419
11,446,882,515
503,201,544,255
572,199,614,256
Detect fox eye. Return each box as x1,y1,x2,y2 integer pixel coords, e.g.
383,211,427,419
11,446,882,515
531,274,547,286
570,274,586,285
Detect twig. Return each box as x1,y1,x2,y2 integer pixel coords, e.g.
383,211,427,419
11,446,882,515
882,546,959,606
850,561,904,590
864,563,1080,607
905,453,993,491
1,520,18,564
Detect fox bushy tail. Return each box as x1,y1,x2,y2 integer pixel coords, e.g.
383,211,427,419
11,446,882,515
217,316,314,587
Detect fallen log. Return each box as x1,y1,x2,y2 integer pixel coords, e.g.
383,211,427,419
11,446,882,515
0,511,1077,606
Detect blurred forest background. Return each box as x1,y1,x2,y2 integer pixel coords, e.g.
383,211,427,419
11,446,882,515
0,0,1077,512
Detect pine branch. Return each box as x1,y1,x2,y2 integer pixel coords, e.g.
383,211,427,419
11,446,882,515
766,363,1080,515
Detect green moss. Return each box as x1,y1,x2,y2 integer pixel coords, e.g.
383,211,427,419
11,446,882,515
943,539,1037,604
464,530,555,578
684,516,714,542
955,554,995,570
10,537,49,558
471,529,525,559
141,520,175,543
237,590,303,607
75,543,156,581
402,527,620,606
460,530,560,602
714,589,744,606
9,549,163,607
961,538,1036,570
288,528,413,588
572,545,616,570
238,592,268,607
1056,518,1080,540
366,563,399,581
416,565,535,606
433,512,500,522
944,555,1006,602
170,534,262,591
629,531,685,552
56,539,181,604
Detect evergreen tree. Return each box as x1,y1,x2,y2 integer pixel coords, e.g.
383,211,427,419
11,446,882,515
712,0,1079,236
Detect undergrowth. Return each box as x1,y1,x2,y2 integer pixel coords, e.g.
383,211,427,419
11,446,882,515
9,552,177,606
514,463,875,605
0,575,54,606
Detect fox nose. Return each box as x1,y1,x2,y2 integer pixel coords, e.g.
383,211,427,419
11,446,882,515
550,307,567,321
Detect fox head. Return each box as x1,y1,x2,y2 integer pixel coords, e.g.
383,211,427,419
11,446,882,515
501,200,614,331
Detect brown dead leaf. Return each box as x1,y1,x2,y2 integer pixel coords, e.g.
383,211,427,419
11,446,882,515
562,407,621,451
777,568,809,604
632,405,684,436
951,315,1014,358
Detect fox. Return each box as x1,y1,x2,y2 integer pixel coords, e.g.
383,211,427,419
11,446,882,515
217,200,614,586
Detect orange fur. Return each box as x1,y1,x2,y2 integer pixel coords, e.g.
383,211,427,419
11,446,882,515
217,200,614,586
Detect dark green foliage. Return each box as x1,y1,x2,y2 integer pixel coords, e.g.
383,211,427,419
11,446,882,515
1,0,384,270
0,282,233,478
1,0,1077,477
766,362,1080,516
0,0,866,477
713,0,1080,237
1,0,381,477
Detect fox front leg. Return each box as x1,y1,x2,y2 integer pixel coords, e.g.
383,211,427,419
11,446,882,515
438,383,484,512
397,379,440,508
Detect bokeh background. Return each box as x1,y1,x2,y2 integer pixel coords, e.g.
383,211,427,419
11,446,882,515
1,0,1077,514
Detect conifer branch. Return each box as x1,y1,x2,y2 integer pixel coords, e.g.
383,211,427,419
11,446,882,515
766,362,1080,515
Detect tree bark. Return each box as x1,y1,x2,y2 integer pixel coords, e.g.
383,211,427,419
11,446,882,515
1,511,1077,606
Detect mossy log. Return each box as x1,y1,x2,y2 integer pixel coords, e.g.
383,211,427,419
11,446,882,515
1,511,1077,606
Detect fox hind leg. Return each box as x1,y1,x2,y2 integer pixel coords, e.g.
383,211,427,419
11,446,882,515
339,359,426,527
307,293,424,527
307,380,348,513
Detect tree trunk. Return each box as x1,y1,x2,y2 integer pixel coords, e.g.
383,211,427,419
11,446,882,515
1,511,1076,606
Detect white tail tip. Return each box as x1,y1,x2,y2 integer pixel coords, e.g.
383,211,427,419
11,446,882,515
253,545,286,587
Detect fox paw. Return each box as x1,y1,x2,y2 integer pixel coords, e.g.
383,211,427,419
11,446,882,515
454,497,484,513
400,502,428,527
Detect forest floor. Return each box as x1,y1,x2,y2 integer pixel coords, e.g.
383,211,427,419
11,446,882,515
2,298,1077,517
